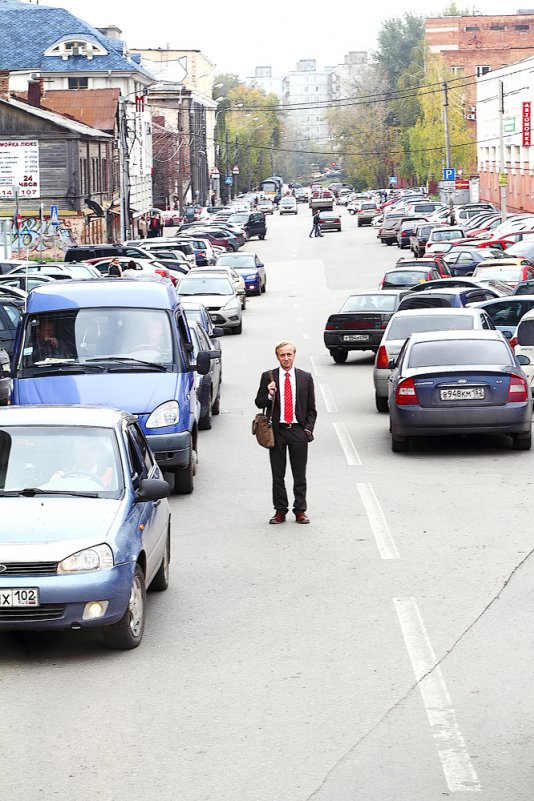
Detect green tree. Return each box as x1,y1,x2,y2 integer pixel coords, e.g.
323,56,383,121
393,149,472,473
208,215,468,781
373,13,425,90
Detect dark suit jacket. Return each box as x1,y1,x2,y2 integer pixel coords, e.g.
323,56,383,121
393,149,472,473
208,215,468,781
255,367,317,434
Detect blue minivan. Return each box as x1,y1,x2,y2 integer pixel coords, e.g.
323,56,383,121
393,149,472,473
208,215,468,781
10,279,213,493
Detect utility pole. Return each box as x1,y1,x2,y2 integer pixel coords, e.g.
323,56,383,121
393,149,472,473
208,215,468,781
442,81,452,211
498,79,507,224
118,97,131,241
225,128,229,204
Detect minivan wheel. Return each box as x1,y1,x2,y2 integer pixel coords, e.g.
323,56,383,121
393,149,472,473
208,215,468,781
174,447,194,494
199,389,213,430
259,234,265,240
103,565,146,649
375,393,389,413
150,527,171,592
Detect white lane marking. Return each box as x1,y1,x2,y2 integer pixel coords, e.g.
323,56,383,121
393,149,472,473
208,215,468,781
310,356,323,378
357,483,400,560
319,383,338,413
333,422,361,466
393,598,482,793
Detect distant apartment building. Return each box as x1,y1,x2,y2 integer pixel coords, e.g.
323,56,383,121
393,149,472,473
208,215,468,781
246,66,283,99
425,11,534,115
330,51,368,100
477,55,534,214
282,60,332,144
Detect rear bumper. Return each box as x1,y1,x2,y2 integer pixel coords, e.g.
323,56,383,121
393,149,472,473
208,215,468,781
390,402,532,437
324,331,383,350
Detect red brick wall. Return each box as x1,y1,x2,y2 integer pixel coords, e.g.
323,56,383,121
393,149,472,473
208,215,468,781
480,164,534,215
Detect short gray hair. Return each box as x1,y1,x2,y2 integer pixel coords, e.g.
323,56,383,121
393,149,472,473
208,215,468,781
275,340,296,354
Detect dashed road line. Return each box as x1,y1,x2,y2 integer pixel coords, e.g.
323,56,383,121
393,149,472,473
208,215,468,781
319,383,338,413
333,422,361,466
393,597,482,793
357,483,400,560
310,356,324,378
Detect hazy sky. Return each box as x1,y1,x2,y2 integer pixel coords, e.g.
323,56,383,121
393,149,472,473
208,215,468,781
50,0,510,78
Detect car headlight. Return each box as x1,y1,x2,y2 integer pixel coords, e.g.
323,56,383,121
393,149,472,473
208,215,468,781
146,400,179,429
224,298,239,311
245,274,257,280
58,544,114,573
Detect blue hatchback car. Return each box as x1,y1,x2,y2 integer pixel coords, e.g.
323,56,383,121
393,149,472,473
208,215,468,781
0,405,171,649
10,280,211,494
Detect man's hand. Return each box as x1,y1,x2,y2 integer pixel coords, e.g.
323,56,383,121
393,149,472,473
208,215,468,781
267,379,277,395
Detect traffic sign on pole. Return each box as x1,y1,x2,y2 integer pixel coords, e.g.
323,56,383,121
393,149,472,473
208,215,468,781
50,204,59,225
443,168,456,181
232,165,240,175
210,166,221,177
224,176,233,186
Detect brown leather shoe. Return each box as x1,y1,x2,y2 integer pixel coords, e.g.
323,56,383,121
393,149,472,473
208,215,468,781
295,512,310,524
269,511,286,524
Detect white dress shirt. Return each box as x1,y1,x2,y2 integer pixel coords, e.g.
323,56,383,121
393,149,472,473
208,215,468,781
279,366,296,423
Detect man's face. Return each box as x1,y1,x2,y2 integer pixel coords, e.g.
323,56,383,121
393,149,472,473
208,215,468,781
276,345,296,371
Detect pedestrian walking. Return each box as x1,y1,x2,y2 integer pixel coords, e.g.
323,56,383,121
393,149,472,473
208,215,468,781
448,206,456,226
255,341,317,525
309,210,323,238
148,213,162,238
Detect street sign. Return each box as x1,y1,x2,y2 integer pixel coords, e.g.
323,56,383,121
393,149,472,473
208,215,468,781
455,180,469,190
443,168,456,181
443,180,456,190
503,117,515,134
499,173,507,187
50,204,59,225
388,176,397,186
210,166,220,176
224,176,233,185
232,165,240,175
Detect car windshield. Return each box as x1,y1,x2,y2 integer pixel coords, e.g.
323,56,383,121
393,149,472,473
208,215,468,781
383,271,428,286
388,315,476,339
20,309,175,369
0,425,122,496
342,294,397,312
178,277,233,296
408,339,511,367
226,214,248,223
217,255,255,268
514,282,534,295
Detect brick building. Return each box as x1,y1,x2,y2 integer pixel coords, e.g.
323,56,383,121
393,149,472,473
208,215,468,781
425,11,534,112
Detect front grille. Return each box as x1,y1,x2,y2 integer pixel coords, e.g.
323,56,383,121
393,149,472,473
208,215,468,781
0,562,58,576
0,605,65,622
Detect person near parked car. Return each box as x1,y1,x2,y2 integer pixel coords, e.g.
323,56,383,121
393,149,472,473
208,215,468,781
148,213,163,238
32,318,73,362
107,259,123,277
309,210,323,238
255,341,317,525
448,207,456,226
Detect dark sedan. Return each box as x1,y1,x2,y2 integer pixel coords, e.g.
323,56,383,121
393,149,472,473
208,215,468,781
323,290,402,362
318,211,342,232
389,330,532,452
443,247,504,276
397,286,498,311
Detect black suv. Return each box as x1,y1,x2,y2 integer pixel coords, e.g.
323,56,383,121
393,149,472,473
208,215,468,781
64,244,149,262
225,211,267,240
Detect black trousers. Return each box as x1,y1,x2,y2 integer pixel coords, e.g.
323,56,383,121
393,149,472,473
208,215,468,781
269,424,308,513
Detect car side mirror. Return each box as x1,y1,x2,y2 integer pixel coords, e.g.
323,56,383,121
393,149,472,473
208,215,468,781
388,358,397,369
192,350,210,375
135,477,171,503
503,330,512,339
208,349,221,359
212,326,224,337
517,354,531,365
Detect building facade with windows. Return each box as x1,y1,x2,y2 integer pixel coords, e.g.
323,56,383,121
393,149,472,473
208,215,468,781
477,55,534,214
282,60,332,145
425,12,534,115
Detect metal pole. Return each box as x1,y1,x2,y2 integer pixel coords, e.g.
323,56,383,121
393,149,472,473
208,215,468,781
225,129,229,204
498,79,507,224
118,98,131,241
442,81,452,210
14,188,21,257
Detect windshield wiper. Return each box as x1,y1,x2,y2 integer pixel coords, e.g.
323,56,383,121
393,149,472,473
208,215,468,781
0,488,99,498
86,356,168,372
25,362,105,375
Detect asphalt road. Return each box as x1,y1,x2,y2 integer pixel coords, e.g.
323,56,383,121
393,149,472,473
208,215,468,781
2,208,534,801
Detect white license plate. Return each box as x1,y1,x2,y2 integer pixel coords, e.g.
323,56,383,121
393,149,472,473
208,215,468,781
440,387,485,401
0,588,39,607
343,334,369,341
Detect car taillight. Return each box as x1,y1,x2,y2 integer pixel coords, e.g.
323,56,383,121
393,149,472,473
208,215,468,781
509,336,518,349
325,324,334,330
395,377,418,405
507,375,528,402
198,251,205,258
376,345,389,369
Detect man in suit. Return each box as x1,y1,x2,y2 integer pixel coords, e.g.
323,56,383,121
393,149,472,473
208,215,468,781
255,341,317,524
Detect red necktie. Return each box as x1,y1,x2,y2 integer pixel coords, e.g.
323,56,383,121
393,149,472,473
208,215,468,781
284,371,293,423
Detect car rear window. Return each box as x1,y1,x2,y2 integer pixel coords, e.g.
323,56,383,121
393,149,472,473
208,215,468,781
361,203,376,210
383,271,428,286
518,319,534,345
408,339,511,367
514,282,534,295
475,268,522,281
342,294,397,312
399,295,451,309
432,229,463,241
388,315,475,339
